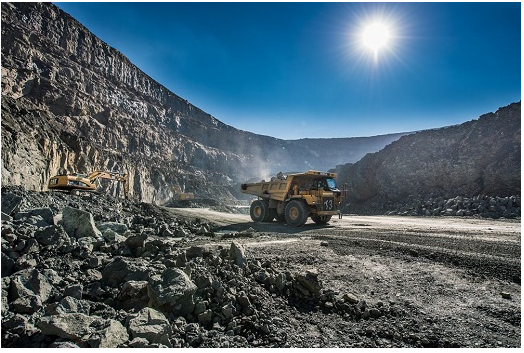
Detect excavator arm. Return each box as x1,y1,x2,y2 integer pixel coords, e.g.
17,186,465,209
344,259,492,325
87,170,129,199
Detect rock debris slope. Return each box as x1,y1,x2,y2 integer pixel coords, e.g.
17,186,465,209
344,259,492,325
0,187,371,348
1,2,405,204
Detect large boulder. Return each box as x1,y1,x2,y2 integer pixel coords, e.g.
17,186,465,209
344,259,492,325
118,280,149,311
295,269,322,297
61,207,102,240
46,296,91,315
101,257,153,288
1,251,17,277
9,269,53,304
147,268,197,315
37,313,128,348
1,193,22,215
230,242,247,268
96,222,129,235
125,233,148,256
127,307,172,347
14,208,54,225
37,312,99,342
88,319,129,348
34,225,72,251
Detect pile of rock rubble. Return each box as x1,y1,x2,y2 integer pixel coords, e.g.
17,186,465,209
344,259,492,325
1,187,370,348
384,195,521,218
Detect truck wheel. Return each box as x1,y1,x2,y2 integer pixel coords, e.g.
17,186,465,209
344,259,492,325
311,215,332,224
285,200,309,227
250,200,269,222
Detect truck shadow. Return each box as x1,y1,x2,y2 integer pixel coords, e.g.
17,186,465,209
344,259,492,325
215,221,336,235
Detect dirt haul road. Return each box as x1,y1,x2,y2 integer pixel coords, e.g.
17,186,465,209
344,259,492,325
170,208,521,348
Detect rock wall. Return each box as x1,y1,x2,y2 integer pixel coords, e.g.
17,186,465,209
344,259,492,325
336,102,521,216
1,2,405,203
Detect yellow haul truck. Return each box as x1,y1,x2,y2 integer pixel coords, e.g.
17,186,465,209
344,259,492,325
240,170,344,226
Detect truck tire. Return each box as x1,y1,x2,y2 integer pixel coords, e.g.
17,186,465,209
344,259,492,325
250,200,269,222
311,215,332,224
285,200,309,227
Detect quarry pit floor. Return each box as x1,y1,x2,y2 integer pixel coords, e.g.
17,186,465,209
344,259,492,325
169,208,521,347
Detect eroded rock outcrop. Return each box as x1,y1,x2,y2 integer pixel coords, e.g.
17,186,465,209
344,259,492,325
1,2,404,204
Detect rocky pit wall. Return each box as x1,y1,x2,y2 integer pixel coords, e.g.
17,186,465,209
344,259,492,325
1,2,405,205
337,102,521,218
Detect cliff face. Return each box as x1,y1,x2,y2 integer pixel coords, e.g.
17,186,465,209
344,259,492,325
336,102,521,215
1,2,405,203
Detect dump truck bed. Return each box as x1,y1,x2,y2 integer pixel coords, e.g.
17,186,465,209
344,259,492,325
241,170,338,200
240,180,290,201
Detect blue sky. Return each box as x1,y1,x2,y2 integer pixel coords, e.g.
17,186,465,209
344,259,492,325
55,1,521,139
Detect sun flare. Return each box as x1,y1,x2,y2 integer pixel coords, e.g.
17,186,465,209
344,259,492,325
362,22,390,51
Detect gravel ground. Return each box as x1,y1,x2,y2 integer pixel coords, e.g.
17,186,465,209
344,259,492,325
1,188,521,348
171,208,521,347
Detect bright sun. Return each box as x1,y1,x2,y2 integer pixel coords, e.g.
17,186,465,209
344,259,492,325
362,22,390,51
359,20,392,62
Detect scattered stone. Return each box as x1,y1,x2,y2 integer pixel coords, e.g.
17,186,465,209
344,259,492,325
230,242,247,268
295,269,322,297
1,182,520,349
500,292,512,299
342,292,359,304
128,307,172,347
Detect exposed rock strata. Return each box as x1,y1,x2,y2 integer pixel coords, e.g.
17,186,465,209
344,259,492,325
1,2,404,204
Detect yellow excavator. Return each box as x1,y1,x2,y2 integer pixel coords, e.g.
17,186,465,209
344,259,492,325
171,185,194,201
47,170,129,199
